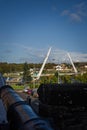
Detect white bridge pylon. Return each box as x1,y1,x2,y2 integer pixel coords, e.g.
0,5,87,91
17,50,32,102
67,52,78,74
36,47,52,80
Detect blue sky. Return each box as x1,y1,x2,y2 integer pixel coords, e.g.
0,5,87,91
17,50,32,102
0,0,87,63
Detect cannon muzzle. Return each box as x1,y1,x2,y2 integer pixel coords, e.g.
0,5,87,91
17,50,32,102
0,74,53,130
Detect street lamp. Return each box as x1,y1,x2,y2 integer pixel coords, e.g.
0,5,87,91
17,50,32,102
56,65,62,84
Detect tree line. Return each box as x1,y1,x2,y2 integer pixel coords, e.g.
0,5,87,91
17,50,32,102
0,62,87,74
0,62,87,85
0,62,56,74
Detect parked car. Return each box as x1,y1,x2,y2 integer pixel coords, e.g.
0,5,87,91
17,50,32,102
23,87,32,95
27,89,32,95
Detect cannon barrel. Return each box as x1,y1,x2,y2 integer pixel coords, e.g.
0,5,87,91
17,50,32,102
0,85,53,130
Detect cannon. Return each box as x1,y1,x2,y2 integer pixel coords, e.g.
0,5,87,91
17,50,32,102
0,74,53,130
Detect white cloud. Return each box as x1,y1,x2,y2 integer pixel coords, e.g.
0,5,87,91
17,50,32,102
70,13,81,22
70,52,87,62
74,2,87,15
1,43,87,63
49,48,87,63
61,2,87,22
61,10,70,16
19,49,87,63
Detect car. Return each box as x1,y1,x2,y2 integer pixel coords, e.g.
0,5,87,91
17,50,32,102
27,89,32,95
23,87,32,95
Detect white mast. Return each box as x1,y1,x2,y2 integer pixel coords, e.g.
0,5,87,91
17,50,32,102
36,47,52,80
67,52,77,74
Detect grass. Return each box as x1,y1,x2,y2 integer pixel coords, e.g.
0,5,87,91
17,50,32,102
12,85,24,90
11,82,40,90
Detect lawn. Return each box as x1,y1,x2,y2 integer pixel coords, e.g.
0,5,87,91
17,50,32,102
12,85,24,90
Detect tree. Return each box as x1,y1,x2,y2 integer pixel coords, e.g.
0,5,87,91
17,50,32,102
23,62,32,83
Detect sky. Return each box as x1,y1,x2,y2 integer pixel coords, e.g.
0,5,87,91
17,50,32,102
0,0,87,63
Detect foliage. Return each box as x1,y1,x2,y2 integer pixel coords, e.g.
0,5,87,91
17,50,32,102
61,75,71,83
0,62,23,74
0,62,87,85
75,73,87,83
12,85,24,90
23,62,32,83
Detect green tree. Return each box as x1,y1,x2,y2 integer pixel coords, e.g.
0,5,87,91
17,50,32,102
75,73,87,83
23,62,32,83
61,75,71,83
